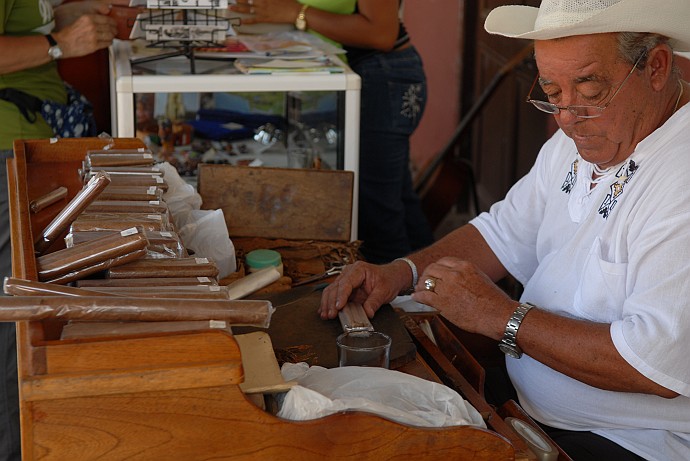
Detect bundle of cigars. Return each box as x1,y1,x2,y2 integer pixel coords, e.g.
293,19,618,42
5,147,275,329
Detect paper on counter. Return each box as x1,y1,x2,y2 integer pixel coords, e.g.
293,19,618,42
390,295,438,314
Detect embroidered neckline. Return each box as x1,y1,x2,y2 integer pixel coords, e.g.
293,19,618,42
561,155,640,219
597,159,638,218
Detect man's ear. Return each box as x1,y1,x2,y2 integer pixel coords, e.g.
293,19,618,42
646,44,674,91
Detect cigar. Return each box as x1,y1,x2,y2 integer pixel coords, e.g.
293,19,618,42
98,185,164,201
3,277,115,297
75,276,217,287
101,174,168,191
107,257,219,279
84,200,170,215
37,228,148,283
80,285,230,299
85,150,155,168
86,165,163,176
70,212,172,233
66,230,187,259
43,249,147,285
34,171,111,255
0,296,274,327
30,186,68,214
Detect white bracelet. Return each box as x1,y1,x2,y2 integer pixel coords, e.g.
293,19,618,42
394,257,418,294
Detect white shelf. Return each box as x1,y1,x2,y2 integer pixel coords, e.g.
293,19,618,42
109,39,361,239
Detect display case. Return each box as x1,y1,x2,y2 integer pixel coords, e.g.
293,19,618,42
109,39,361,237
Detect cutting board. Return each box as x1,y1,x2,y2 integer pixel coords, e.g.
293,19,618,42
234,290,417,369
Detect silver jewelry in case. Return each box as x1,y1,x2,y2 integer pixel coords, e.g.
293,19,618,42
498,302,535,359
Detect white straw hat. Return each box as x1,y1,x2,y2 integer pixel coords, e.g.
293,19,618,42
484,0,690,52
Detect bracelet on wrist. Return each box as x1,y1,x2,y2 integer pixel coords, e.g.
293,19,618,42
394,257,418,295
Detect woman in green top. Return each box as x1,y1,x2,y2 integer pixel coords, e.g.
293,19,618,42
0,1,118,458
232,0,436,264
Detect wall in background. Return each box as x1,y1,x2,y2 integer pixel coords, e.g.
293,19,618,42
404,0,464,178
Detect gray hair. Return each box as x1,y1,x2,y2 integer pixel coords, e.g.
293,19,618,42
618,32,680,76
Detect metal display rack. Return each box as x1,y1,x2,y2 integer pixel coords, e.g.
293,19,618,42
130,0,238,73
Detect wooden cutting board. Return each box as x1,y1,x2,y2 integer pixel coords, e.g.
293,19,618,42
234,290,417,370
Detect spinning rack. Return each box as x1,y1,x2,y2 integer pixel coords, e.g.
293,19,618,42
130,0,239,73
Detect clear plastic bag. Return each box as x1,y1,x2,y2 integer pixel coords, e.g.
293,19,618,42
277,363,486,428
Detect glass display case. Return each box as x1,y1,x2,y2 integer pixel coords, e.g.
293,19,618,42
108,39,361,235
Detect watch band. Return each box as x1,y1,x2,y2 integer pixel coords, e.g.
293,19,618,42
295,4,309,31
499,302,534,359
45,34,63,60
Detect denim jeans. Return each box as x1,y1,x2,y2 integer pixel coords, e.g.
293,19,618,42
350,46,435,264
0,148,20,461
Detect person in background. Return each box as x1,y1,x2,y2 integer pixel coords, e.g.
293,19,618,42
318,0,690,459
230,0,436,264
0,1,118,458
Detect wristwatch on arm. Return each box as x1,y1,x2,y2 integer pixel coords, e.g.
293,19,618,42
45,34,63,60
498,302,535,359
295,4,309,31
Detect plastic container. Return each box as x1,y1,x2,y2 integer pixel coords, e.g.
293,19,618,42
245,249,283,276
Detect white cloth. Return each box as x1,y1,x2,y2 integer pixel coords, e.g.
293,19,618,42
471,104,690,461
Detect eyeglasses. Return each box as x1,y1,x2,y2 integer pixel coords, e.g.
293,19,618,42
526,53,645,119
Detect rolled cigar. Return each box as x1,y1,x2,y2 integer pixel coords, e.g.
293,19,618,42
30,186,68,214
98,186,164,201
102,174,168,191
107,257,219,279
140,230,188,258
66,230,187,259
86,165,163,176
84,200,169,215
37,228,148,281
81,285,230,299
85,150,154,167
44,249,147,285
70,212,172,233
0,296,273,327
3,277,115,297
34,171,111,255
75,277,217,287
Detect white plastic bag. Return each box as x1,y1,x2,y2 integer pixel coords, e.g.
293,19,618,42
158,162,237,278
158,162,203,230
178,209,237,278
277,362,486,428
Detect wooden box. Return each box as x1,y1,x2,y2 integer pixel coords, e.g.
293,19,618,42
197,164,354,242
7,138,520,460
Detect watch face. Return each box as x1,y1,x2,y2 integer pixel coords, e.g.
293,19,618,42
49,45,63,60
499,342,522,359
295,17,306,31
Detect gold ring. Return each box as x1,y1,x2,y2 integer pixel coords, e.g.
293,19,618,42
424,277,436,292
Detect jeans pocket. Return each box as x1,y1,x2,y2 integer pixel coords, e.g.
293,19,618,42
387,79,426,134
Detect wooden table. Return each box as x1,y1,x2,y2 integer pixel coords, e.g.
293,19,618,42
6,137,543,460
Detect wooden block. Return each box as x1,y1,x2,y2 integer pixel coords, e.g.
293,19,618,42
198,165,353,242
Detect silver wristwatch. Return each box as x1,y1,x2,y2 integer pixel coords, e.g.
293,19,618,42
498,302,534,359
46,34,63,60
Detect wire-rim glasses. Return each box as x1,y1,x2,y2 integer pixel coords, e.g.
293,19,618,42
526,53,645,119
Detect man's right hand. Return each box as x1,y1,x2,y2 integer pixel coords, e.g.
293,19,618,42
318,259,411,320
